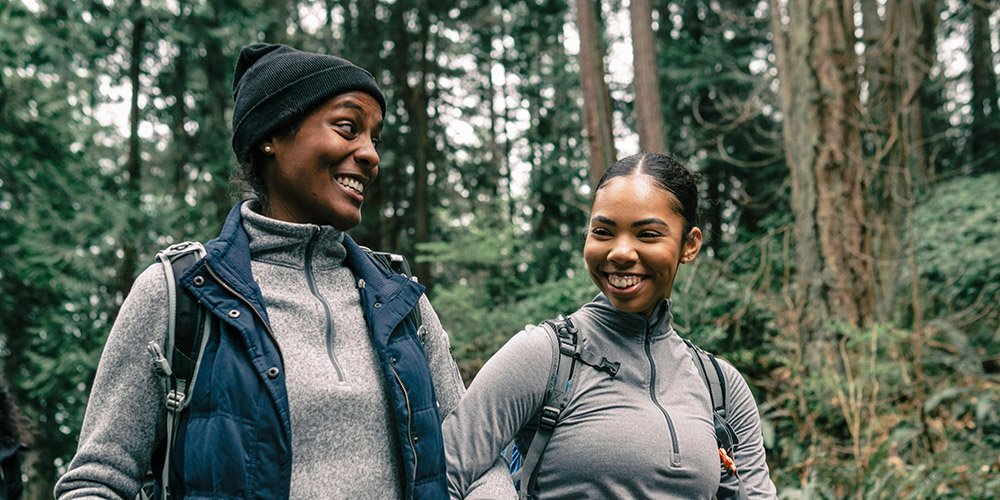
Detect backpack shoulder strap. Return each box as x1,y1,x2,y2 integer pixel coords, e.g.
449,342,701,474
145,241,208,499
683,339,748,500
358,246,425,342
515,316,578,500
683,339,727,416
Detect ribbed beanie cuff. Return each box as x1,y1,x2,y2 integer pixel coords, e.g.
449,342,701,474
231,43,386,164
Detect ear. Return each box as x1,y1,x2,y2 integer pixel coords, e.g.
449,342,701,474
680,227,702,264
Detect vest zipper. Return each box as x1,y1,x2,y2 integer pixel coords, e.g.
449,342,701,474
304,228,345,381
389,363,418,484
204,263,283,362
645,324,681,467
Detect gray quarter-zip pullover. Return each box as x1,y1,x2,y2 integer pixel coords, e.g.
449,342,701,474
444,295,776,499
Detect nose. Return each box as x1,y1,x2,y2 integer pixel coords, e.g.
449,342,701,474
355,136,380,175
607,238,637,266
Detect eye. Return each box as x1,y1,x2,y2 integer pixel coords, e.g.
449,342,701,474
334,121,357,136
637,230,663,239
371,135,382,149
590,227,613,238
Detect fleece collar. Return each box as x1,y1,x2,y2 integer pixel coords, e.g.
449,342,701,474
577,293,674,342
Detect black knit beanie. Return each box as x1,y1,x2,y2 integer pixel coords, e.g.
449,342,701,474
231,43,387,164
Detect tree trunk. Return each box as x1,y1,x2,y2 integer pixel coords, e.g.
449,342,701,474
263,0,291,43
353,0,385,248
119,6,147,299
388,2,433,286
170,38,189,198
864,0,936,320
769,0,875,345
411,5,432,287
201,2,236,223
574,0,617,188
969,0,999,168
629,0,667,153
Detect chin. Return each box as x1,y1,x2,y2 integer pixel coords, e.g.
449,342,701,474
328,210,362,231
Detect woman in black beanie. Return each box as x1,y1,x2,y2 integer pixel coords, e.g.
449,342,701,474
56,44,514,499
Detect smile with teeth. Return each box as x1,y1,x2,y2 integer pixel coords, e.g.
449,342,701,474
607,273,643,289
335,176,364,195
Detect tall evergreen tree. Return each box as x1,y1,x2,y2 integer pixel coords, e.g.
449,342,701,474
574,0,616,186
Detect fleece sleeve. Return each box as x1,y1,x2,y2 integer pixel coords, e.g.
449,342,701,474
417,297,517,499
54,263,169,499
441,325,554,499
716,360,778,499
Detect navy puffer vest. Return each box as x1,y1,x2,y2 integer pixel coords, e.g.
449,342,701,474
152,203,447,499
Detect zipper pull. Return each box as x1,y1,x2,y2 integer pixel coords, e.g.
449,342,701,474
147,341,172,377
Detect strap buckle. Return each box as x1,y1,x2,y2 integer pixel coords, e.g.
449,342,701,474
165,389,185,412
538,405,560,430
161,241,196,257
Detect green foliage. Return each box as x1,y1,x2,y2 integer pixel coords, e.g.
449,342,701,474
908,172,999,346
433,260,596,382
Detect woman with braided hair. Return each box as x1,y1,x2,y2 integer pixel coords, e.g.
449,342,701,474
444,153,776,499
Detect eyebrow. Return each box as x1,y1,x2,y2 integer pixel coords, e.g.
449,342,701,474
337,101,366,113
590,216,669,228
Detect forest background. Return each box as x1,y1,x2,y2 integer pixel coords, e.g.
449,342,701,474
1,0,997,498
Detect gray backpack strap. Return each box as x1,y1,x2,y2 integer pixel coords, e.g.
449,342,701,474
144,241,208,499
683,339,747,500
515,316,577,500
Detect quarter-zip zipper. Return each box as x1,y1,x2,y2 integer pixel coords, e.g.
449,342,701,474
389,363,418,483
644,324,682,467
304,228,345,381
204,263,283,363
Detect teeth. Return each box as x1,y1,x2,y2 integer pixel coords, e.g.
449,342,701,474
335,176,364,195
608,274,641,288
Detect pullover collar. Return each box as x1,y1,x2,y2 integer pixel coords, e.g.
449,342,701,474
241,201,347,271
578,294,674,342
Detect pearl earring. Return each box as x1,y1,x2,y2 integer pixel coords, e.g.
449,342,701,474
263,145,274,154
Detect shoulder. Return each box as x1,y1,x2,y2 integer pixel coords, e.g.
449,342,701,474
123,262,170,312
468,322,557,393
712,357,764,417
503,323,559,365
715,357,749,390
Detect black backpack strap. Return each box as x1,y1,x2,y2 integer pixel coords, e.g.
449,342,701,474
515,316,576,500
515,316,620,499
359,246,425,342
683,339,747,500
146,241,208,499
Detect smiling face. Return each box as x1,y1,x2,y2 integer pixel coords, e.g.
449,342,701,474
260,91,382,230
584,174,703,315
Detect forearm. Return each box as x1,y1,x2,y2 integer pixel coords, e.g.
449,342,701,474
718,361,777,499
418,296,517,498
443,326,552,498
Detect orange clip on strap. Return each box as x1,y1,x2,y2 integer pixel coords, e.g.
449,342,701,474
719,448,737,476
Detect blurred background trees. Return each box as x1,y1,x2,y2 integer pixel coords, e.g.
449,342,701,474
1,0,996,497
